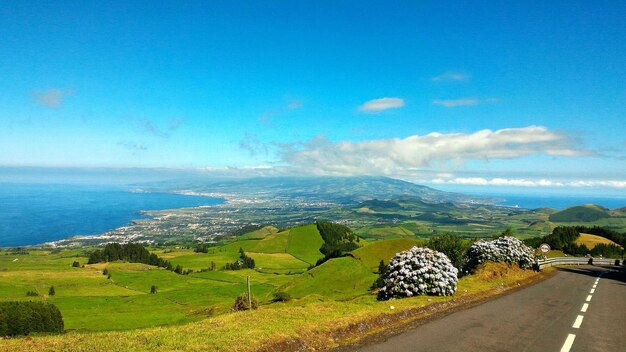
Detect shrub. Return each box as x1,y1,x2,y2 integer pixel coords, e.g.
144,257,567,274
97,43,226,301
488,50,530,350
232,294,258,311
378,247,458,300
271,291,292,302
102,268,109,276
224,248,255,270
48,286,55,296
174,265,183,274
426,233,470,270
26,290,39,297
464,236,537,272
150,285,157,294
371,260,387,289
0,301,64,336
72,261,80,268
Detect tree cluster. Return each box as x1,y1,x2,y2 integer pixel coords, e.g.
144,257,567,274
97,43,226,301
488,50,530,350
194,244,210,253
524,226,624,258
0,301,64,336
224,248,255,270
315,221,360,266
87,243,197,275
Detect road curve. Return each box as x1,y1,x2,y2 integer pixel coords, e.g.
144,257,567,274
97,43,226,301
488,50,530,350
357,265,625,352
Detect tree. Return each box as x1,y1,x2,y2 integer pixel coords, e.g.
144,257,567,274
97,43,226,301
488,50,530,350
0,301,64,336
371,260,388,289
48,286,55,296
426,233,470,270
174,265,183,274
378,259,386,274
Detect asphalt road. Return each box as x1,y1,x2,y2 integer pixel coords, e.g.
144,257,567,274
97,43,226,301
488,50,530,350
358,265,625,352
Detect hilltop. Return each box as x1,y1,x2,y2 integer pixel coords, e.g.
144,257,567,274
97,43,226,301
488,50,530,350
549,204,612,222
142,176,495,205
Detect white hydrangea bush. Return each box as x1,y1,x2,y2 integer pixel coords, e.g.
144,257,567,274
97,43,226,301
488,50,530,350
378,247,458,300
464,236,537,271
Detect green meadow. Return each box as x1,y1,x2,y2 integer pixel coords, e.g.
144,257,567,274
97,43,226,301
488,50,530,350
1,224,388,331
0,223,552,351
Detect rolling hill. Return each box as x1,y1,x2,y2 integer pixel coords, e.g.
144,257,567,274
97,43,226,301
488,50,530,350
549,204,611,222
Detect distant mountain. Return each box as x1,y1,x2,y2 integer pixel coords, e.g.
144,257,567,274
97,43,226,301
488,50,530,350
549,204,611,222
139,176,494,205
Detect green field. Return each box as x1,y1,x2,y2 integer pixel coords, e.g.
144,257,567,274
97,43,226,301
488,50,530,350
0,224,330,331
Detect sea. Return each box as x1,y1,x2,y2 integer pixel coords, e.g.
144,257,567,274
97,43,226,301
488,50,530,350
0,183,224,247
485,193,626,210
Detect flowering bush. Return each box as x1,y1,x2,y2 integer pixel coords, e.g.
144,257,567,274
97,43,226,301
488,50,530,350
378,247,458,300
464,236,537,272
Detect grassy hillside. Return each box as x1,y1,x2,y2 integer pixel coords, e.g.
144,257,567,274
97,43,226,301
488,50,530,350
351,238,421,270
221,230,290,253
279,256,376,300
0,263,544,352
286,224,325,265
0,224,335,331
238,225,279,240
549,204,611,222
575,233,622,249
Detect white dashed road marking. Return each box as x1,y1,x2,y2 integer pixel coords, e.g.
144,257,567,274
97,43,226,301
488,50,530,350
560,273,603,352
560,334,576,352
572,315,584,329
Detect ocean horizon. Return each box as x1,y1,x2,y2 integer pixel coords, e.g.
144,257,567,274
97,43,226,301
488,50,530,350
0,183,224,247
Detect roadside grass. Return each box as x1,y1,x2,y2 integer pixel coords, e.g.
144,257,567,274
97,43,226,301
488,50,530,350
0,262,546,352
545,250,565,258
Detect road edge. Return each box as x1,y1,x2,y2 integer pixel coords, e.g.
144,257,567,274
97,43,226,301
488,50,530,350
329,268,557,351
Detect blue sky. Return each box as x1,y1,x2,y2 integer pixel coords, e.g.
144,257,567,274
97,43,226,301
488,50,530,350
1,1,625,194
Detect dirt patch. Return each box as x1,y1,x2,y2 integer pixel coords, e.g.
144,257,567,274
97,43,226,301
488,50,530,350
257,268,555,352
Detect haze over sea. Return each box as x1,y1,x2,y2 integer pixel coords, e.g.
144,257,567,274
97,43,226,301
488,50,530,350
0,183,223,247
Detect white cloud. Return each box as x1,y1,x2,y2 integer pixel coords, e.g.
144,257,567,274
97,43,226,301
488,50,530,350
432,72,470,82
32,88,74,108
280,126,588,176
429,177,626,188
432,98,480,107
358,97,405,113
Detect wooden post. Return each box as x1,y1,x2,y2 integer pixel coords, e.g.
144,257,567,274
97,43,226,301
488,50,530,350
246,275,252,310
